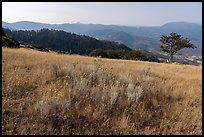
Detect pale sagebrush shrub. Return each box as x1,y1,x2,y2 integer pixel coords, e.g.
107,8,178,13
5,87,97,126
35,89,73,119
87,63,143,104
110,86,119,107
75,77,89,95
35,95,63,118
118,73,131,84
126,83,143,102
35,61,165,134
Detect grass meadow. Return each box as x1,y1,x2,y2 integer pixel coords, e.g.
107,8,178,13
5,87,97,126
2,47,202,135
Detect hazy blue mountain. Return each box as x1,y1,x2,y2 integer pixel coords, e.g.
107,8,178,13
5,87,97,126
159,22,202,40
86,29,160,51
2,21,201,56
2,21,52,30
2,21,110,34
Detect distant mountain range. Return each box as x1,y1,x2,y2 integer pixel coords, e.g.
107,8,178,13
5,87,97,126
2,21,201,57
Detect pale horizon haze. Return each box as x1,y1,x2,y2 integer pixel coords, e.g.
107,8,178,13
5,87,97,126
2,2,202,26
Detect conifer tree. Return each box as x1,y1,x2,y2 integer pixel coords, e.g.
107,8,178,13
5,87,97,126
160,32,196,63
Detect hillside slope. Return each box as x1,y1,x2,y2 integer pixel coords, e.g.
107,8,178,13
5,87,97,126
2,47,201,135
2,29,20,48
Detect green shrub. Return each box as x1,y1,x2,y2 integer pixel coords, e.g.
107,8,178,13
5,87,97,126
106,50,126,59
123,50,145,60
90,49,160,63
89,49,108,58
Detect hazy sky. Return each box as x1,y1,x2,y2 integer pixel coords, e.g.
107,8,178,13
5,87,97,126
2,2,202,26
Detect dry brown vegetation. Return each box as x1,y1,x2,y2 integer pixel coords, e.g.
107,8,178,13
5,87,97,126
2,47,202,135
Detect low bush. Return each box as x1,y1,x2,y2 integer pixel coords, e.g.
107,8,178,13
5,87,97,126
89,49,160,63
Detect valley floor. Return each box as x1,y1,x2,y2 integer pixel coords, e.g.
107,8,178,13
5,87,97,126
2,47,202,135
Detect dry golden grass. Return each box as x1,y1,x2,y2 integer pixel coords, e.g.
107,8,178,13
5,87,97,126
2,47,202,135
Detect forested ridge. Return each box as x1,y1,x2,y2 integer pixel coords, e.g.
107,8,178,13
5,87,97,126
3,28,131,55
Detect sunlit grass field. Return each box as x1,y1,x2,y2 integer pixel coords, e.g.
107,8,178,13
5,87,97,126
2,47,202,135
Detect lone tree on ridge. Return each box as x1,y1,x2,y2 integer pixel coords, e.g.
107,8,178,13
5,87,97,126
160,32,196,63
